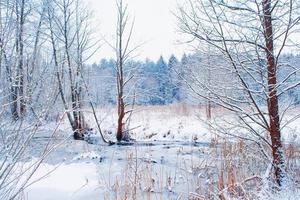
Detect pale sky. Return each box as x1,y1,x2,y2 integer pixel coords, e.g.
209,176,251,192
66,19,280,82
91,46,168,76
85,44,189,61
85,0,188,64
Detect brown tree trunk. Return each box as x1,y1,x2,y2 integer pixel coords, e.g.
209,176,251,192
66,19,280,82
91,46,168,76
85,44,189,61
116,59,125,141
116,2,125,142
114,0,136,142
117,93,125,141
262,0,285,187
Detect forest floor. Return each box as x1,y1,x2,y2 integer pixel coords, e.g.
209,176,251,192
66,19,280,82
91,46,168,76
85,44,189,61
20,104,300,199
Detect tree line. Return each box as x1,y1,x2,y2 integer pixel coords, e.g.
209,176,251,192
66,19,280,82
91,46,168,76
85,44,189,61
87,53,300,106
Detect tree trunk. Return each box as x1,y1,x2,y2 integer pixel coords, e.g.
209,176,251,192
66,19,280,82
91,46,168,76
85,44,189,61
48,9,74,131
116,1,125,142
18,0,26,117
27,4,44,111
262,0,285,187
116,60,125,141
62,0,84,133
13,0,26,120
117,93,125,141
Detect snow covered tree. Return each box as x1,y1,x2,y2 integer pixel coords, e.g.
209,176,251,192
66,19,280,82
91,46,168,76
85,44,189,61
177,0,300,187
154,56,168,104
114,0,138,142
46,0,95,139
0,0,40,120
168,54,181,102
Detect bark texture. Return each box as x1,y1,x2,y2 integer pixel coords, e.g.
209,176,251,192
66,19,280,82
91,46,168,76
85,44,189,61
262,0,285,187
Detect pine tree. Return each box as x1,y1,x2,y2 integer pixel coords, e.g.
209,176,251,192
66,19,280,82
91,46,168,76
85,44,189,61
168,54,180,102
155,56,169,104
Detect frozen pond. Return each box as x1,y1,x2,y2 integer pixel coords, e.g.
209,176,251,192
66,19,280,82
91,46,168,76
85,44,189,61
26,136,212,200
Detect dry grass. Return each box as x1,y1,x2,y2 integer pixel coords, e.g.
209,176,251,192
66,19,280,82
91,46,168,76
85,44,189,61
49,104,300,199
100,139,300,200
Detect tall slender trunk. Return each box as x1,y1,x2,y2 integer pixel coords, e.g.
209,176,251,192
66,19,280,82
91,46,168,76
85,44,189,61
48,9,74,130
262,0,285,187
27,4,44,110
13,1,20,120
116,60,125,141
75,0,85,132
62,1,80,131
18,0,26,117
13,0,26,120
117,90,125,141
116,1,125,141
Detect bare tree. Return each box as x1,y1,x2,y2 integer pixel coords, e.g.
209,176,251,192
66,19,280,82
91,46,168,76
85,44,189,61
0,2,62,198
12,0,26,119
46,0,96,139
0,0,49,120
26,0,47,112
114,0,137,142
177,0,300,187
1,0,28,120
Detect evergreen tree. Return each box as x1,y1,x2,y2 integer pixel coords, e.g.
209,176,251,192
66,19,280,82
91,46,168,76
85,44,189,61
168,54,180,102
155,56,169,104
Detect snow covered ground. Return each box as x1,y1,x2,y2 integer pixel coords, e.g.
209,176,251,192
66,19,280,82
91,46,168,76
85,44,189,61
84,104,300,143
25,140,209,200
26,162,101,200
7,104,300,199
44,104,300,143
